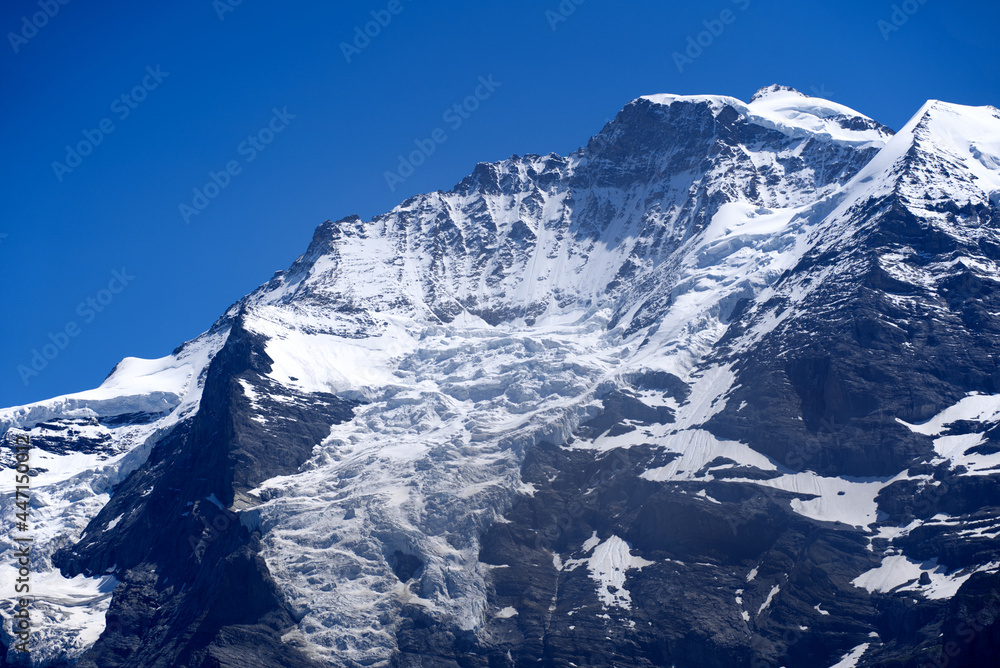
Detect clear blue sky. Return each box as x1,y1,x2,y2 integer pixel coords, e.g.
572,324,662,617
1,0,997,409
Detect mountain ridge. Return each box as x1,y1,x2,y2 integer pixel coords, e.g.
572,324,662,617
2,86,1000,668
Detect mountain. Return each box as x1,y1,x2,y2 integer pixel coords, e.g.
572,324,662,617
3,85,1000,668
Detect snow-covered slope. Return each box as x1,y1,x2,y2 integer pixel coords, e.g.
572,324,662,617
3,86,999,668
0,330,228,665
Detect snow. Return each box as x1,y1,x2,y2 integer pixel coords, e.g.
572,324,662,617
916,101,1000,194
852,556,1000,600
727,471,898,529
897,394,1000,474
897,393,1000,436
670,366,739,431
757,585,780,616
0,345,214,436
696,489,722,504
624,102,1000,529
932,433,993,470
829,643,870,668
869,517,928,546
249,307,419,399
642,87,890,147
584,420,671,453
747,88,887,145
227,89,912,668
0,330,227,664
852,555,926,595
0,572,119,662
836,100,1000,223
640,429,778,482
581,532,602,553
583,536,654,610
248,312,619,664
239,378,259,402
640,93,742,113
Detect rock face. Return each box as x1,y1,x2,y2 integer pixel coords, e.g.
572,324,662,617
2,87,1000,668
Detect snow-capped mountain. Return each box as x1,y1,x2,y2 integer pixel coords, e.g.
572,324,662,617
3,85,1000,668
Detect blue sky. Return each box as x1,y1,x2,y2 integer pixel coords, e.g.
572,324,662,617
1,0,998,409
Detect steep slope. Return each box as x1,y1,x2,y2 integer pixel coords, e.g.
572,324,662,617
2,87,998,668
699,100,1000,667
0,329,227,666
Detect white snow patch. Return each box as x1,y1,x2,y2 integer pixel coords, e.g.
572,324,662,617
852,556,1000,600
585,536,654,610
727,471,897,529
897,393,1000,436
641,429,777,482
757,585,780,616
641,88,890,147
828,642,870,668
581,532,602,553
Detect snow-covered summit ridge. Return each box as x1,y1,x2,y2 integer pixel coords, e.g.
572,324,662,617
0,333,223,436
902,100,1000,194
748,83,803,103
244,86,899,340
836,97,1000,217
641,84,893,146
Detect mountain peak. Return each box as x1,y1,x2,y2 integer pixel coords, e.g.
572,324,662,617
842,98,1000,209
634,86,891,148
749,83,805,102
